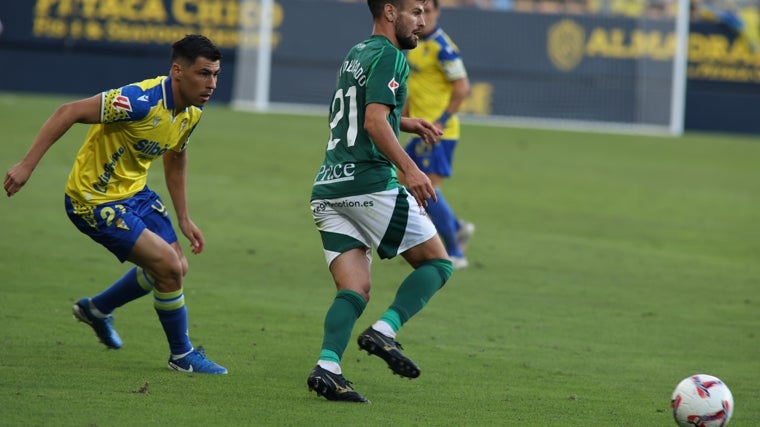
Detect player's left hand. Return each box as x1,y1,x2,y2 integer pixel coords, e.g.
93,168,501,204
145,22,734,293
178,218,205,254
401,117,442,144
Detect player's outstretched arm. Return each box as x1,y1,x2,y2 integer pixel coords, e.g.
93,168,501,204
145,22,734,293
4,95,101,197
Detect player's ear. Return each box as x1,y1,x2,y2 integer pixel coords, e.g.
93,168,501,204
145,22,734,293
384,3,396,22
170,62,183,79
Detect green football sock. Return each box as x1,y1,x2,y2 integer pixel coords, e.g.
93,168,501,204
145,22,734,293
320,289,366,361
385,258,453,329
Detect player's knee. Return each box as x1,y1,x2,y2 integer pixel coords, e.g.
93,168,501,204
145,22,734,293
173,244,189,277
338,283,370,303
179,255,189,277
357,287,371,303
150,257,184,291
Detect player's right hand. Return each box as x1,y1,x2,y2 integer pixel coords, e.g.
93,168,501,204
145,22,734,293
4,163,32,197
403,168,437,208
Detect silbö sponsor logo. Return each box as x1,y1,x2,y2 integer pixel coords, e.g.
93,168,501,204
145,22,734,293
134,139,170,158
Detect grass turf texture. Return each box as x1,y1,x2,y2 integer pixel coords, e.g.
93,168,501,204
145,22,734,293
1,92,758,426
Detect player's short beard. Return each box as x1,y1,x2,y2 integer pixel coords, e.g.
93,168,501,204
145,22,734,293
397,33,417,50
398,36,417,49
394,16,418,49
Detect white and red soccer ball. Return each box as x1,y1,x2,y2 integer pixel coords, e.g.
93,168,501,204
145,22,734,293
671,374,734,427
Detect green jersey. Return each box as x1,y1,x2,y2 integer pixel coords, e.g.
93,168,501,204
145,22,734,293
311,35,409,200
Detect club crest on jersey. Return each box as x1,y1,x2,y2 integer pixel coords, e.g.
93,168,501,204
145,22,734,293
388,78,399,94
112,95,132,112
114,217,130,231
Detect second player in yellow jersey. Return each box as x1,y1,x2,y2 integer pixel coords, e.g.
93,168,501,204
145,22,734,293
66,76,201,205
403,0,474,269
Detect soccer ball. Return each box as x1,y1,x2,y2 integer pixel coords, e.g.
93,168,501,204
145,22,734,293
671,374,734,427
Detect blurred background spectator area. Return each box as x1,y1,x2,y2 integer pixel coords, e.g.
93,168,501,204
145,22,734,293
340,0,760,24
337,0,760,48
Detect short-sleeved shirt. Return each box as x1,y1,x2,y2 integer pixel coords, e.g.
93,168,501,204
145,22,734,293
311,35,409,201
65,76,202,206
406,27,467,140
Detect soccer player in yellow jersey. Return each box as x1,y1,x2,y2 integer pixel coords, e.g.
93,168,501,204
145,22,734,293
4,35,227,374
404,0,474,269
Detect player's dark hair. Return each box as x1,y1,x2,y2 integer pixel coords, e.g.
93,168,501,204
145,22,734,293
367,0,413,19
171,34,222,65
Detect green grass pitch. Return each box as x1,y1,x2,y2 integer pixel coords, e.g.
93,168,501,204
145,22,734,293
1,92,758,426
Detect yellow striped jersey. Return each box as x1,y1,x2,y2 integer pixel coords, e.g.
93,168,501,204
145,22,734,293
65,76,201,205
406,27,467,139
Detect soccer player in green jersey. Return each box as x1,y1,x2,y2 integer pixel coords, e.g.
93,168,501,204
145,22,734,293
4,35,227,374
404,0,474,269
307,0,453,402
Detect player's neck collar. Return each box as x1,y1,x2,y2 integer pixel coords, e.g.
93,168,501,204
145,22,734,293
163,76,188,116
162,76,176,112
370,34,392,44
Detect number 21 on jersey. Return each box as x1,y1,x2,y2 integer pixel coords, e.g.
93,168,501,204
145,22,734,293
327,86,357,150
